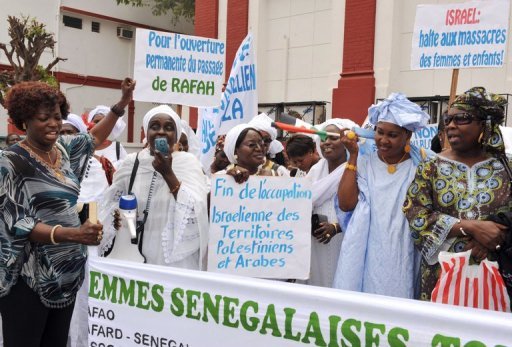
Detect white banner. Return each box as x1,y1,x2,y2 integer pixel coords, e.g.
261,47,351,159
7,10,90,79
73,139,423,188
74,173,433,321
208,176,311,279
410,124,438,149
198,33,258,170
411,0,510,70
88,257,512,346
133,29,225,106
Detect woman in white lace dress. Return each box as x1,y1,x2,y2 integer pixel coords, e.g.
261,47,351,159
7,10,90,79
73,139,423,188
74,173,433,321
99,105,209,269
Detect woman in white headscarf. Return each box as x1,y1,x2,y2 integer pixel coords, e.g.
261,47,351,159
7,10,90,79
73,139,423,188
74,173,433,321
249,113,289,176
99,105,209,269
88,105,128,168
179,119,202,159
302,118,357,287
333,93,431,299
215,124,272,182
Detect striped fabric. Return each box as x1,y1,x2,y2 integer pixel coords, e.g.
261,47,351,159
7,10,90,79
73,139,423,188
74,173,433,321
432,251,511,312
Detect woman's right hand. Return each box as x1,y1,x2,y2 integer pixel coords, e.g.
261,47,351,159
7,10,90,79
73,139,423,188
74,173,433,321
75,220,104,245
340,128,359,157
465,220,507,251
226,166,250,183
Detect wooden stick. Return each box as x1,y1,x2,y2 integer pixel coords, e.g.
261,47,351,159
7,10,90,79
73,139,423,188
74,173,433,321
88,202,98,224
448,69,459,105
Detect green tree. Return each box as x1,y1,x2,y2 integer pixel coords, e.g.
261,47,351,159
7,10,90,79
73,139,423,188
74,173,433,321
0,15,66,107
115,0,195,23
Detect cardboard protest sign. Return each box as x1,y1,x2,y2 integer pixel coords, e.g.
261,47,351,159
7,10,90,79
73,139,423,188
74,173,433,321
134,29,225,106
411,0,510,70
208,176,311,279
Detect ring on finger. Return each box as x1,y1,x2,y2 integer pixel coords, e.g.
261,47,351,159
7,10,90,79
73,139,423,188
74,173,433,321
325,233,331,238
236,169,241,175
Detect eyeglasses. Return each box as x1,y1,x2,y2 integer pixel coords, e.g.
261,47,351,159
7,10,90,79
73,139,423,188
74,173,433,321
443,112,477,126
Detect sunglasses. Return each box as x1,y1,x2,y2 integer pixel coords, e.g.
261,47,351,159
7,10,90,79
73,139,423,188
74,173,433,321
443,112,478,126
262,137,272,144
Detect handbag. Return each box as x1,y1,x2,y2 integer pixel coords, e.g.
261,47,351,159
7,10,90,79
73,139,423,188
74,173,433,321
431,250,511,312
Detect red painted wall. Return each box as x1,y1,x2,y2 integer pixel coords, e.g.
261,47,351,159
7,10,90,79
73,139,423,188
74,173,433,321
332,0,377,125
190,0,220,129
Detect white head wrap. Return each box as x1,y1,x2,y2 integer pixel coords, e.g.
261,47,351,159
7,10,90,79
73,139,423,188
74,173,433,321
88,105,126,140
142,105,182,143
248,113,277,140
318,118,359,132
180,119,201,158
63,113,88,134
224,124,253,164
368,93,429,132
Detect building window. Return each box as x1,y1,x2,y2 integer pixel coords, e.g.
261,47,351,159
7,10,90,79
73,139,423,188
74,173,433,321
63,15,82,29
91,21,100,33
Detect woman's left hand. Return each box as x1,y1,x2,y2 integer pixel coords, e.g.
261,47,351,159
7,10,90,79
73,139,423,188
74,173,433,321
464,239,488,262
120,78,136,105
153,150,173,176
312,222,336,244
226,166,250,183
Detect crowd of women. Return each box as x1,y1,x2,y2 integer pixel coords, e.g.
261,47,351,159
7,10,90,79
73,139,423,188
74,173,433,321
0,78,510,347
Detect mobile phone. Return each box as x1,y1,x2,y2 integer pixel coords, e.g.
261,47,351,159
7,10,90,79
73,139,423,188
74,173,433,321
311,213,328,233
154,137,169,154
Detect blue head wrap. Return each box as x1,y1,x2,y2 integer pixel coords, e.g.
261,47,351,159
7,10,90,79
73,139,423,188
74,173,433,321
368,93,430,132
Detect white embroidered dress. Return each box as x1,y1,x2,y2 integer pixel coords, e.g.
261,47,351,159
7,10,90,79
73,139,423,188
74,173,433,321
98,148,209,269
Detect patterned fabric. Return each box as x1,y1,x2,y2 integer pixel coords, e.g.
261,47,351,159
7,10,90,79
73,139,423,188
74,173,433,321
403,155,512,300
451,86,507,157
0,134,94,308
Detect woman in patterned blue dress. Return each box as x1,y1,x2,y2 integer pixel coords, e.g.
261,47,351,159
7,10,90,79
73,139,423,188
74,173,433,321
0,78,135,347
403,87,512,301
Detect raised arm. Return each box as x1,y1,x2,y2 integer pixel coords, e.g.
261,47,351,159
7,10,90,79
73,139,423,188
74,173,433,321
89,78,136,147
337,134,359,211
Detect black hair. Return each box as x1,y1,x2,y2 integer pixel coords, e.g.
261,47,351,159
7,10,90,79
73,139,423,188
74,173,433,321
286,134,315,158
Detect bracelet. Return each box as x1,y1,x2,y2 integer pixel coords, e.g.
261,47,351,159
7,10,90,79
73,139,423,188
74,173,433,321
50,224,62,245
346,164,357,171
171,182,181,194
331,223,339,234
110,104,126,117
456,219,468,236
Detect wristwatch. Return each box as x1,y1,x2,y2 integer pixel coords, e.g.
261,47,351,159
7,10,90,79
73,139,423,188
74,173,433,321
110,104,125,117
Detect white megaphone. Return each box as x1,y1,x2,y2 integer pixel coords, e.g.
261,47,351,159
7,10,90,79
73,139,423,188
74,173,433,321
119,194,138,244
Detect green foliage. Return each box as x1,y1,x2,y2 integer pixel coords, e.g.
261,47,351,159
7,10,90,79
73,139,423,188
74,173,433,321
115,0,195,23
0,15,66,107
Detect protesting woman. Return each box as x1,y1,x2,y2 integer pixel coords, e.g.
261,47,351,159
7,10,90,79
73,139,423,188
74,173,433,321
403,87,512,301
0,78,134,346
333,93,431,299
216,123,271,180
99,105,209,270
305,118,356,287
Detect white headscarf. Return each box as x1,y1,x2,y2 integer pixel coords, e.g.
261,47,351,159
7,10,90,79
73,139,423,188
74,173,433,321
180,119,201,158
63,113,88,134
318,118,359,132
224,124,253,164
142,105,182,142
88,105,126,140
368,93,430,132
249,113,277,140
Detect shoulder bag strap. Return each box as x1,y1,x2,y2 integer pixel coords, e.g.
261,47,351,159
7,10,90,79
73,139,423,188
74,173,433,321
128,153,140,195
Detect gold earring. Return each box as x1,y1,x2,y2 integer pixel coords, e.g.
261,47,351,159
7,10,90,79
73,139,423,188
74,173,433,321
404,141,411,153
478,132,484,143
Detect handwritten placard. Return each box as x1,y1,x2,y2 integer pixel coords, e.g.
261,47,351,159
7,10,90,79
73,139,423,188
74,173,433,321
133,29,225,106
411,0,510,70
208,176,312,279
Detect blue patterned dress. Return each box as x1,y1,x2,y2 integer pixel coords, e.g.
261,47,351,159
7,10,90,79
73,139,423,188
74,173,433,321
0,134,94,308
403,155,512,300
